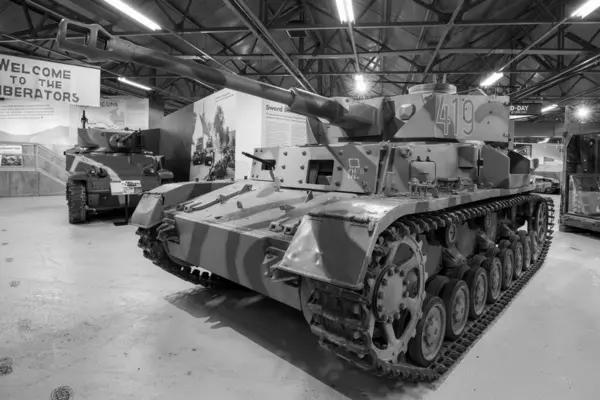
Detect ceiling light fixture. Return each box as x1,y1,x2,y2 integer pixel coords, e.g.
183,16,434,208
335,0,355,23
571,0,600,18
576,106,591,119
480,72,504,87
354,74,367,93
102,0,161,30
118,77,152,91
541,104,558,113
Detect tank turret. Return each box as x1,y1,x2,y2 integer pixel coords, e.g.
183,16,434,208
57,19,509,146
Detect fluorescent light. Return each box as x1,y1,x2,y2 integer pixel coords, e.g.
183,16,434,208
576,106,591,119
335,0,355,23
354,74,366,93
509,115,531,120
102,0,161,30
118,77,152,91
571,0,600,18
480,72,503,87
541,104,558,113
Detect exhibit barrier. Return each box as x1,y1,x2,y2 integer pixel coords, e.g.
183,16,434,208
0,142,66,197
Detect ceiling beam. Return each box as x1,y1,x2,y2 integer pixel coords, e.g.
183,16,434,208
104,69,600,78
4,19,600,43
139,48,600,61
222,0,314,91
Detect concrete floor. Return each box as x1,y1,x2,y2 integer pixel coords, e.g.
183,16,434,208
0,195,599,400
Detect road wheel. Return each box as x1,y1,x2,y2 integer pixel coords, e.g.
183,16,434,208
483,257,502,304
499,248,514,290
464,267,487,319
511,240,524,279
440,279,470,340
408,295,446,367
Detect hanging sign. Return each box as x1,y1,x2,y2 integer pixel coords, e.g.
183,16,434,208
0,54,100,107
510,103,543,116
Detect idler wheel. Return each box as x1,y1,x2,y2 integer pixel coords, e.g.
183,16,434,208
426,275,450,298
464,267,488,319
511,240,524,279
408,295,446,367
498,248,514,290
483,257,502,304
440,279,470,340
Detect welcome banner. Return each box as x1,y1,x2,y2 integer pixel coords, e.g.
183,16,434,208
0,54,100,107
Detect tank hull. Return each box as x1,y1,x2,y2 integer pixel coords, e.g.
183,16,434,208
65,150,173,223
136,178,544,305
136,182,555,381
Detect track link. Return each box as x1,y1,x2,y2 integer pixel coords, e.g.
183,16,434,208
136,227,237,289
307,194,555,382
66,180,87,224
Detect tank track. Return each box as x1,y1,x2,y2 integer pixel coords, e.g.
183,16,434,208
136,228,237,290
66,180,87,224
307,194,554,382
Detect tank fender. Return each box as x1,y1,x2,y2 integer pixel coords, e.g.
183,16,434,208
67,171,87,181
130,180,233,228
276,198,401,290
158,169,174,181
276,188,530,289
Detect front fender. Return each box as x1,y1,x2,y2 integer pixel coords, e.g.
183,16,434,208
130,181,234,229
67,171,87,181
158,169,174,181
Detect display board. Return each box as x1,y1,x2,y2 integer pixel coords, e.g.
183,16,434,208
184,89,309,181
190,89,237,181
0,54,100,107
0,100,71,152
0,96,151,157
262,100,308,147
0,144,23,167
73,96,150,131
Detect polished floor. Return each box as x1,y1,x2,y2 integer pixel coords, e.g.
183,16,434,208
0,195,599,400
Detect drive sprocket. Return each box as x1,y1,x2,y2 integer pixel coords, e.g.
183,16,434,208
368,231,427,362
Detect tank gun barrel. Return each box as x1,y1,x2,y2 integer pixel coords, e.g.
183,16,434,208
56,19,349,124
116,130,138,143
242,151,275,168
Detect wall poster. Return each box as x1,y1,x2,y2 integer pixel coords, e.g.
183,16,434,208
262,100,308,147
190,89,237,181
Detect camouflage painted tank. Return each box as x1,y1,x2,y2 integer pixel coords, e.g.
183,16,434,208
57,20,554,381
64,110,173,224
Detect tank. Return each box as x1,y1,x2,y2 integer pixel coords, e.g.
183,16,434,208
559,105,600,233
64,109,174,224
56,20,555,381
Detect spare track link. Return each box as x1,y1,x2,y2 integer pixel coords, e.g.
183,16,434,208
136,228,236,290
308,194,555,382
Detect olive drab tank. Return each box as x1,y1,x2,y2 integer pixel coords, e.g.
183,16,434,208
56,20,554,380
64,109,174,224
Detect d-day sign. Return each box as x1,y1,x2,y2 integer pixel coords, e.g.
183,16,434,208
509,103,543,116
0,54,100,107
